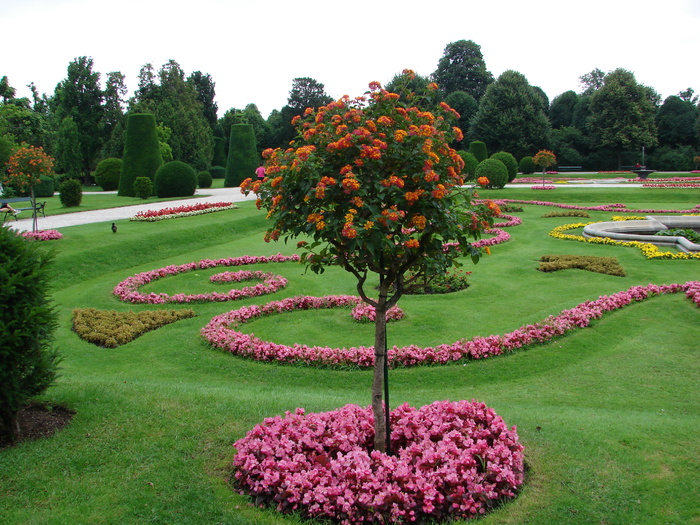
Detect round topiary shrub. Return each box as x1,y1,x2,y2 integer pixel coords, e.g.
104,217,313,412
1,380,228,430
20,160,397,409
33,175,55,198
197,170,213,189
468,140,488,163
94,158,122,191
490,151,518,182
58,178,82,207
154,161,197,198
519,156,536,175
457,151,479,181
475,158,508,189
209,166,226,179
133,177,153,200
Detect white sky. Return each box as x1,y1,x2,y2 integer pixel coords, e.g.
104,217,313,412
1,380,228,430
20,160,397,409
3,0,699,118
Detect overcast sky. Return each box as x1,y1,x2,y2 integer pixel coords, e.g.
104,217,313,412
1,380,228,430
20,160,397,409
3,0,699,118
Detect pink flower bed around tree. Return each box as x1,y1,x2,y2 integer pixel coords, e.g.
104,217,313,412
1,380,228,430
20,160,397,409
21,229,62,241
130,202,237,221
351,303,405,323
201,281,700,368
113,254,299,304
233,400,524,524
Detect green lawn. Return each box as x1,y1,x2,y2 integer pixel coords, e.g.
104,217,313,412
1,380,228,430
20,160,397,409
1,186,698,524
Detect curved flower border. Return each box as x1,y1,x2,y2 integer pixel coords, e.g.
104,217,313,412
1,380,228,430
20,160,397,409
113,254,300,304
233,400,524,524
21,229,63,241
550,222,700,260
352,303,404,323
130,202,237,222
201,281,700,368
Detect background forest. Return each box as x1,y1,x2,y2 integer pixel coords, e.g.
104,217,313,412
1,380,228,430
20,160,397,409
1,40,699,186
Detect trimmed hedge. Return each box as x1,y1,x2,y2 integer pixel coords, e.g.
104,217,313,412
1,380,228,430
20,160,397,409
197,170,213,188
210,166,226,179
490,151,518,182
33,175,55,198
519,156,536,175
58,179,82,207
94,158,122,191
538,255,625,276
118,113,162,197
225,124,258,187
468,140,488,162
457,151,479,181
133,177,153,200
154,161,197,198
475,158,508,189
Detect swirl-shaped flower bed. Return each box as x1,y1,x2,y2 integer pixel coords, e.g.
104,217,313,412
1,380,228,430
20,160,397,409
233,400,524,524
202,281,700,368
114,254,299,304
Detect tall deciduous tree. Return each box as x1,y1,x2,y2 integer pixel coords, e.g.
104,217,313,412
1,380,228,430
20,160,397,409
655,95,699,147
130,60,214,170
469,70,551,159
51,56,105,178
241,72,497,452
579,68,605,95
432,40,493,101
549,90,579,129
188,71,218,129
589,68,658,168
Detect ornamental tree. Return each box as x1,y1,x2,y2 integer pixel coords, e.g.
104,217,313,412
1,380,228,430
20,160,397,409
533,149,557,187
4,145,55,232
242,71,497,452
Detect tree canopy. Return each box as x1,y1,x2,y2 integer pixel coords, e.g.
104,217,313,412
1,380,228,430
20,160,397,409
432,40,493,101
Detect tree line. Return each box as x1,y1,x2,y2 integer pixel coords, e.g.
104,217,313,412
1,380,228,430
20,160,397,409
1,40,698,181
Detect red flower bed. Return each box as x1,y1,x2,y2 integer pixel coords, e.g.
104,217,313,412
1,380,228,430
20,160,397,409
233,400,524,524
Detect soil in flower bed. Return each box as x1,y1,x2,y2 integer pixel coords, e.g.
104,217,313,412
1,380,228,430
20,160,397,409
0,401,74,449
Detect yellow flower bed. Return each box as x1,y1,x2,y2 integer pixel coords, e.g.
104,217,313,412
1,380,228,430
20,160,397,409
549,222,700,260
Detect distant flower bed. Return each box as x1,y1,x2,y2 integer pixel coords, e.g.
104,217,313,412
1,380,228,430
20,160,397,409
114,254,299,304
549,222,700,260
21,229,62,241
233,400,524,524
532,185,556,190
642,182,700,188
130,202,237,221
201,281,700,368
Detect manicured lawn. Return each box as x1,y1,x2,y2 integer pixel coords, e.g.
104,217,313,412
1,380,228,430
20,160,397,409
1,187,698,524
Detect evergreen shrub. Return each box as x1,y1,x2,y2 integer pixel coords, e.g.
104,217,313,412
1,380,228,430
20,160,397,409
154,161,197,198
0,224,60,442
225,124,258,187
33,175,55,198
197,170,213,188
58,178,82,207
519,156,536,174
133,177,153,200
212,137,227,167
468,140,488,162
490,151,518,182
210,166,226,179
118,113,162,197
457,151,479,180
94,158,122,191
475,158,508,189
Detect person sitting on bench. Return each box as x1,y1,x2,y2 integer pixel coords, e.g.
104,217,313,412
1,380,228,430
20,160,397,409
1,202,20,216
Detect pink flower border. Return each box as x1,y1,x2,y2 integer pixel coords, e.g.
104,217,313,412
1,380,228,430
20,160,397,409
21,229,63,241
130,202,237,222
233,400,524,524
113,254,299,304
202,281,700,368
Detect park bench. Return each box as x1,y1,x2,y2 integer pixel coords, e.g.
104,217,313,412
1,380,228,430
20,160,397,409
556,166,583,172
2,196,47,221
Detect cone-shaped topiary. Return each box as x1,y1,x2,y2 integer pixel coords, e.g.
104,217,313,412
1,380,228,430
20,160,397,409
118,114,163,197
212,136,227,167
225,124,258,187
468,140,488,162
475,158,508,189
154,161,197,198
490,151,518,182
95,158,122,191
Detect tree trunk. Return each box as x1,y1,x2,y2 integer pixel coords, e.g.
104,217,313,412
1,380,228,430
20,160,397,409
31,186,38,233
372,296,389,453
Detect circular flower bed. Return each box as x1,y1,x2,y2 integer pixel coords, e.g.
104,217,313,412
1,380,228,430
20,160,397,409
351,303,404,323
21,229,62,241
113,254,299,304
233,400,524,524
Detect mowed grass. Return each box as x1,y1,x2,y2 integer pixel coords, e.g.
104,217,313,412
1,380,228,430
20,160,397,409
1,186,699,524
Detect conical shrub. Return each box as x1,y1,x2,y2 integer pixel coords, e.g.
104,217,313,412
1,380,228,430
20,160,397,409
225,124,258,187
118,113,163,197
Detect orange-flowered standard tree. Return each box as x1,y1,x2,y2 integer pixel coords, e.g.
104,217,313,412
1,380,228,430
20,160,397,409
533,149,556,187
242,71,498,453
4,145,55,232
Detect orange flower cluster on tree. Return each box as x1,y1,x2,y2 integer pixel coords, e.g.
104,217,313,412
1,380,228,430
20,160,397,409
4,145,55,189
